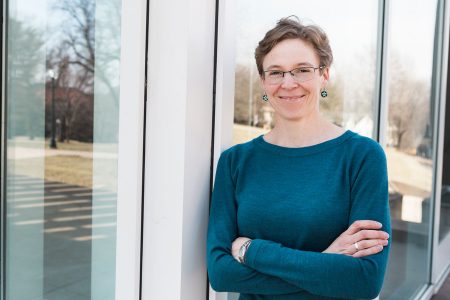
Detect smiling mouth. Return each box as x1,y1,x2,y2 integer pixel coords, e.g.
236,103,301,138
278,95,305,102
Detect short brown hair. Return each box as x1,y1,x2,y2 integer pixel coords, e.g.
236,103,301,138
255,16,333,77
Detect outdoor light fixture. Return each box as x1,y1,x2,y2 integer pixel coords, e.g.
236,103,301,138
48,69,57,149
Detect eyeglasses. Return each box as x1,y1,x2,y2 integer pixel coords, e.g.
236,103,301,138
263,66,325,85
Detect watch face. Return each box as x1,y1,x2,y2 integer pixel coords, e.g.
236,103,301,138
238,240,251,263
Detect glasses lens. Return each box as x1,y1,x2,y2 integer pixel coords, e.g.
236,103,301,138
265,67,317,84
266,70,283,84
292,67,314,82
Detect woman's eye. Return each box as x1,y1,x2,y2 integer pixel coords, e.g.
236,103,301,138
269,71,283,77
297,68,312,73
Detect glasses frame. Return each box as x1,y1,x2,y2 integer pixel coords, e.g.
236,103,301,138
263,65,325,85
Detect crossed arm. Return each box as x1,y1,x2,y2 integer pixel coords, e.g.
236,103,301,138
207,147,391,298
229,220,390,299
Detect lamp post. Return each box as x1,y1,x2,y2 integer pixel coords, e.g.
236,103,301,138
48,70,57,149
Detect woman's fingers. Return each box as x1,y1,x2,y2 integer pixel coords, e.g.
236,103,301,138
346,220,383,235
323,220,389,256
352,229,389,244
350,239,389,258
355,239,388,251
352,244,385,258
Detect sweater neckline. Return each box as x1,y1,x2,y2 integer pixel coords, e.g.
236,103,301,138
254,130,356,156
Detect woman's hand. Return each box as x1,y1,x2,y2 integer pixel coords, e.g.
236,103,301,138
323,220,389,258
233,220,388,260
231,237,251,262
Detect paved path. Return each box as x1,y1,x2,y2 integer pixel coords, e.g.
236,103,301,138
7,174,117,300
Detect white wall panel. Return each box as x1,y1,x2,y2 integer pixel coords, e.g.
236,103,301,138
142,0,216,298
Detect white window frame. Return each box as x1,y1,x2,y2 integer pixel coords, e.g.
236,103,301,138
209,0,236,298
114,0,148,298
141,0,216,299
431,0,450,295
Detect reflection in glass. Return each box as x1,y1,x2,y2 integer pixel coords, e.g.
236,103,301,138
5,0,121,299
232,0,379,146
381,0,438,299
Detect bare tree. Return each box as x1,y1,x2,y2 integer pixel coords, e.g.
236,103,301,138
53,0,120,106
45,0,122,142
388,54,430,150
46,43,94,142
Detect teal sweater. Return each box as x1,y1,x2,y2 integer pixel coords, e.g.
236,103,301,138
207,130,391,300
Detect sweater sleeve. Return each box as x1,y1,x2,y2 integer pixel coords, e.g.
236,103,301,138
243,142,391,299
207,150,303,294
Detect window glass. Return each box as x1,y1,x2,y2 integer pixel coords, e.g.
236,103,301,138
381,0,438,298
4,0,121,299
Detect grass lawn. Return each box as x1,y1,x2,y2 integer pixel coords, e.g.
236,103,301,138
12,155,93,188
47,140,93,152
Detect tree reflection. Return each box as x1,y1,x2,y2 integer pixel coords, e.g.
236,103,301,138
46,47,94,142
8,18,45,139
45,0,121,143
388,54,430,153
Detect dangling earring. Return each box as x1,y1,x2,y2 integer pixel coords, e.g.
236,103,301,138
321,89,328,98
262,93,269,102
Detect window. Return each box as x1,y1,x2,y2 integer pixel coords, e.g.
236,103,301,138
4,0,122,298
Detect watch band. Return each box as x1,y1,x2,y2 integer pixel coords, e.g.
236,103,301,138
238,239,252,263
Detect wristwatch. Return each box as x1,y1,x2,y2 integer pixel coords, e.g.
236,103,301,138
238,239,252,263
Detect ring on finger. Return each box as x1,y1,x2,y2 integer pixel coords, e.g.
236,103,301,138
354,241,360,251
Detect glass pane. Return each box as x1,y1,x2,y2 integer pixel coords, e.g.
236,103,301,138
233,0,379,146
4,0,121,299
381,0,438,298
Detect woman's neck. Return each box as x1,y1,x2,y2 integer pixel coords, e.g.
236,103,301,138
264,114,345,148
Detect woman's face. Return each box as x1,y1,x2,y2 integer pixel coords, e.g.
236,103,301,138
261,38,329,122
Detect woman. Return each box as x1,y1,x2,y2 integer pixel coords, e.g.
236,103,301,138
207,17,391,300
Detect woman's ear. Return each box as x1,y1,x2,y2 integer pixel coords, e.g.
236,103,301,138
259,75,265,89
321,67,330,87
259,76,269,102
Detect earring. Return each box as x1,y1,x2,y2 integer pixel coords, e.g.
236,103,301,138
321,89,328,98
262,94,269,102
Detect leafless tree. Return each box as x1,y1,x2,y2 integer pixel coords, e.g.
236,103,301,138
47,47,93,142
388,54,430,150
53,0,120,106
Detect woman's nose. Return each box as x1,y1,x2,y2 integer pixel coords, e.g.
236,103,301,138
280,72,299,88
